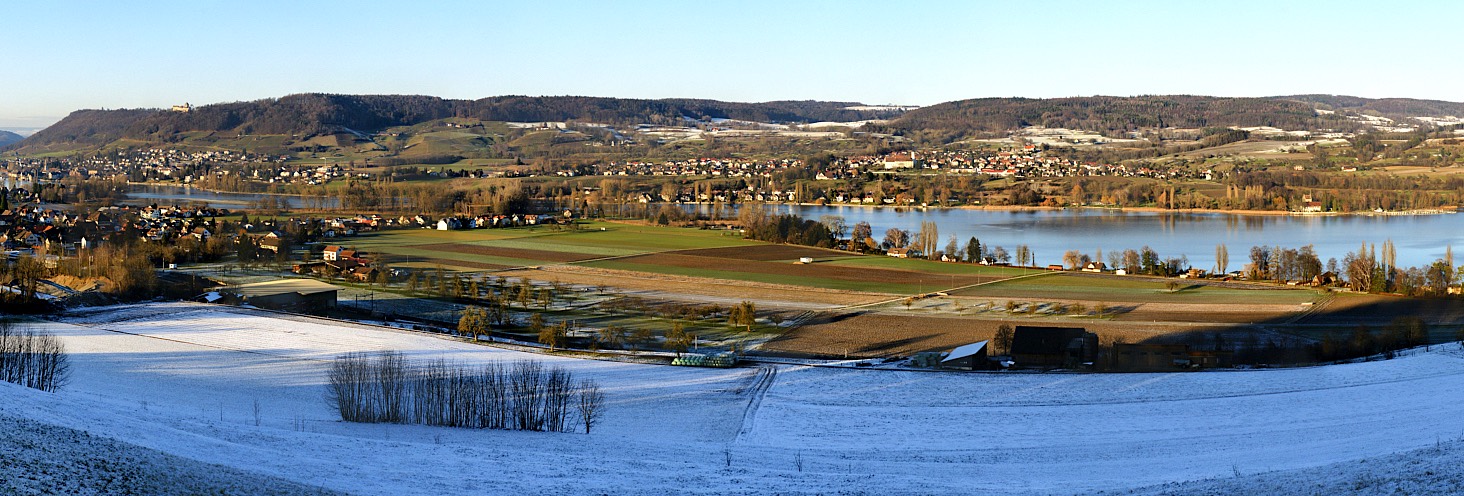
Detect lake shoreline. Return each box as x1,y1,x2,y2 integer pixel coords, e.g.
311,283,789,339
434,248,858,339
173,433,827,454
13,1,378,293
698,201,1457,218
125,182,1458,218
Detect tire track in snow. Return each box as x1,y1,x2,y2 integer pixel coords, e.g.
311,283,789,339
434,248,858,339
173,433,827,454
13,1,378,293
735,366,777,443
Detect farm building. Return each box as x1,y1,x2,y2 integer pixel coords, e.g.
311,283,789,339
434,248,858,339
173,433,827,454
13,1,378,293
1111,343,1235,371
886,247,915,258
1010,326,1098,370
220,279,339,314
1110,343,1191,371
1185,349,1235,369
939,341,991,370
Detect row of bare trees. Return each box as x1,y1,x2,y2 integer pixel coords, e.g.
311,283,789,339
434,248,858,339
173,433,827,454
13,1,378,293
0,323,69,392
327,352,605,433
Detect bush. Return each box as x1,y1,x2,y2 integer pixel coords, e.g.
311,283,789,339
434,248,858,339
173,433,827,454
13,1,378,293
0,323,70,392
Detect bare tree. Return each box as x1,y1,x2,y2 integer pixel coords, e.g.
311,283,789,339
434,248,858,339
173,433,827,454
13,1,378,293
1215,244,1229,274
992,324,1015,355
577,379,605,434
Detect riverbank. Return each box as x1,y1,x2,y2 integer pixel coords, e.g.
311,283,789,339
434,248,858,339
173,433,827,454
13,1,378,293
699,201,1458,218
126,181,333,199
126,182,1457,218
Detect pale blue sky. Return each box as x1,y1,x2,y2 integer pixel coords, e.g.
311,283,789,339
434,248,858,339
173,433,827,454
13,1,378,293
3,1,1462,128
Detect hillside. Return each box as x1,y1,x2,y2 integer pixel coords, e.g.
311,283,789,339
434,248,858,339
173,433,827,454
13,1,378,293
11,302,1464,495
1277,94,1464,119
880,95,1352,140
14,108,158,152
0,131,22,148
14,93,1464,157
4,94,905,154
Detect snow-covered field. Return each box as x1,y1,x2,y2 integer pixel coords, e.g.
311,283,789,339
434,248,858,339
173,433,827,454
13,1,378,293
6,302,1464,494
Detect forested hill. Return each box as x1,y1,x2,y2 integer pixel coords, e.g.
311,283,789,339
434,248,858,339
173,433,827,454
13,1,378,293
880,95,1349,139
6,94,903,152
1275,94,1464,120
0,131,22,148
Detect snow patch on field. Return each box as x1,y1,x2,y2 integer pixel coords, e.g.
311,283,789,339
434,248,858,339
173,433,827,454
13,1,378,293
4,302,1464,494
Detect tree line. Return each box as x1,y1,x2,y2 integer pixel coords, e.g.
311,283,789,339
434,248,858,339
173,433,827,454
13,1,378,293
327,353,605,434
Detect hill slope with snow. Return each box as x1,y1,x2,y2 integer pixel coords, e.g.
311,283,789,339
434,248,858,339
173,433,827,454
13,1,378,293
4,302,1463,494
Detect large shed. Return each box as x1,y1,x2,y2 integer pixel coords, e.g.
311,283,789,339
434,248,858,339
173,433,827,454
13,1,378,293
939,340,991,370
1010,326,1098,370
221,279,339,314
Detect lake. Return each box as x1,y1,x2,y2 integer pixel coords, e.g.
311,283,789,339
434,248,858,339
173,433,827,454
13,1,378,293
686,204,1464,271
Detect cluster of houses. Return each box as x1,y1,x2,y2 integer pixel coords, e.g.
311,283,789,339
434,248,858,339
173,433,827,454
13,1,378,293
0,203,235,256
431,211,571,231
925,325,1234,372
808,148,1203,183
3,148,282,186
633,189,798,204
598,157,803,178
292,245,380,283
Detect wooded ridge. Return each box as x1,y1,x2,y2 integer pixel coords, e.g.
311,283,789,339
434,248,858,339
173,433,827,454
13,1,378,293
11,93,1464,153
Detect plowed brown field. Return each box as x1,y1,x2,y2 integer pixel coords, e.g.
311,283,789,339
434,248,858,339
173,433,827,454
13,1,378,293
613,253,985,285
669,245,848,261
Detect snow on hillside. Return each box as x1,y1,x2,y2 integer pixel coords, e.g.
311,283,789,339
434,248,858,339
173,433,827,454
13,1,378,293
1117,437,1464,495
0,398,340,495
4,302,1464,494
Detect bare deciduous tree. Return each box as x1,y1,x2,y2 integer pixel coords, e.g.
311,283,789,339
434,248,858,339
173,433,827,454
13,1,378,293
577,379,604,434
992,324,1015,356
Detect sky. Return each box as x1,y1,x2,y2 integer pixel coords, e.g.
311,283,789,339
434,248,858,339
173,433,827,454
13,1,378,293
4,0,1464,129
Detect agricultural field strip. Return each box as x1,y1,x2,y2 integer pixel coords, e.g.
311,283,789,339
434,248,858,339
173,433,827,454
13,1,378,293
410,243,601,263
511,266,888,308
666,245,856,262
952,274,1320,305
582,259,935,294
843,270,1057,310
820,256,1035,277
594,253,987,285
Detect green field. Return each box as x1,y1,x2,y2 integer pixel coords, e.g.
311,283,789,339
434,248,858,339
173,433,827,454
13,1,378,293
348,221,757,267
953,273,1322,304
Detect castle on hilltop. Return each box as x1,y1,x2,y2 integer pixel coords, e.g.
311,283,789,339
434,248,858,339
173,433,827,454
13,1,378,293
171,103,192,113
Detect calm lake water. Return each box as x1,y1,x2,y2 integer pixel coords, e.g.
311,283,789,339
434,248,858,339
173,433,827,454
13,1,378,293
124,184,339,209
688,204,1464,271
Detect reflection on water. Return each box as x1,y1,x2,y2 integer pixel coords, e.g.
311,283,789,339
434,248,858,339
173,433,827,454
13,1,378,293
123,184,339,209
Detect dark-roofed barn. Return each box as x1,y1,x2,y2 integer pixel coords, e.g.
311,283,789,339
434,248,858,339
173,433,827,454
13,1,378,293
1010,326,1098,370
221,279,338,314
